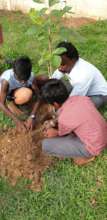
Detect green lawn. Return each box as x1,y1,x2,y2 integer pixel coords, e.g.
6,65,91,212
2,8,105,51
0,11,107,220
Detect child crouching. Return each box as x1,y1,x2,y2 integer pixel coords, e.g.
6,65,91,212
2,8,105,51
0,56,41,132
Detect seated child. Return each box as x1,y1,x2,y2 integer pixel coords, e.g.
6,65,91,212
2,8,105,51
41,79,107,165
0,56,41,132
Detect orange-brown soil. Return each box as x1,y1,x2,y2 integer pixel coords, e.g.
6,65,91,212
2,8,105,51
63,17,95,28
0,105,54,191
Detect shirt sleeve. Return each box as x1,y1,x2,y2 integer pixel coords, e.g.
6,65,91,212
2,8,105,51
69,72,94,96
0,69,12,82
28,72,35,85
58,112,75,136
58,122,72,136
51,69,64,79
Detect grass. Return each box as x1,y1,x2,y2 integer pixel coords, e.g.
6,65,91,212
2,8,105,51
0,10,107,220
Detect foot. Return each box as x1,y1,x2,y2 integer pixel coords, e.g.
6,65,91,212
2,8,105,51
73,156,95,166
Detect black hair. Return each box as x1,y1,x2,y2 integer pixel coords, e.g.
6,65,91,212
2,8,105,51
41,79,71,104
13,56,32,81
57,41,79,61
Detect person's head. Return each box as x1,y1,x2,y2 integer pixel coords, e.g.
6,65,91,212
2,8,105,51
41,79,71,109
13,56,32,82
57,41,79,73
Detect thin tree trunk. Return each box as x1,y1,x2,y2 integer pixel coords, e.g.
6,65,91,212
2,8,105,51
48,26,53,77
0,25,3,44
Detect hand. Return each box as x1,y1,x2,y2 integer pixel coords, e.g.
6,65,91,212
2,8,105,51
43,120,53,130
43,128,58,138
43,120,57,131
16,120,27,133
25,117,36,131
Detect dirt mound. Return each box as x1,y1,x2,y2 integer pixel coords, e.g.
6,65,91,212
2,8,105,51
0,105,55,191
0,128,53,191
63,17,96,28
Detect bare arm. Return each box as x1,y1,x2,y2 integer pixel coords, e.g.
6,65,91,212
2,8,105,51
0,80,18,121
30,77,41,116
30,75,50,116
0,80,27,131
25,77,41,130
25,75,49,130
35,74,49,90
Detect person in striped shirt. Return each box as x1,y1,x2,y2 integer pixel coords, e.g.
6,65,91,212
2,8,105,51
41,79,107,165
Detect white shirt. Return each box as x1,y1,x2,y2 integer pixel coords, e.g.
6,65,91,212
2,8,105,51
52,58,107,96
0,69,34,95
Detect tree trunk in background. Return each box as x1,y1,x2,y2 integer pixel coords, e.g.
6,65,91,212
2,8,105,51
0,25,3,44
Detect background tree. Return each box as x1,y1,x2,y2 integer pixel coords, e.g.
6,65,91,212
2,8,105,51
28,0,74,76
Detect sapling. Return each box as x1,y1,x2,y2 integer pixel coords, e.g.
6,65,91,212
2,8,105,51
28,0,73,77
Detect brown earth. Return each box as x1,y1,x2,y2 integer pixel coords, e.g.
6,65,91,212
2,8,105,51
0,10,96,28
63,17,96,28
0,105,55,191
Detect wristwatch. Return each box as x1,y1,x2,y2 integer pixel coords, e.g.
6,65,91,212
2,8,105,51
30,114,36,119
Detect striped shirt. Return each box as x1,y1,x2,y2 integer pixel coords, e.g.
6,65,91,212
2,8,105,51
58,96,107,156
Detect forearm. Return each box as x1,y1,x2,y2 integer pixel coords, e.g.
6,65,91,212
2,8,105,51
30,100,41,116
0,102,19,123
0,81,19,123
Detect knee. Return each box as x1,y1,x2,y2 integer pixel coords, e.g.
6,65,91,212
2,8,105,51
13,87,33,105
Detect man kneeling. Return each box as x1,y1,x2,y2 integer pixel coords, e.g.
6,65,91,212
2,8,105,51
41,79,107,165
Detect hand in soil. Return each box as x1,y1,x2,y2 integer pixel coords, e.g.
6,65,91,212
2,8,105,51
43,127,58,138
43,120,54,130
25,117,36,131
16,120,27,133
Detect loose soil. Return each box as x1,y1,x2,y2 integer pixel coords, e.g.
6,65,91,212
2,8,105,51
0,105,54,191
63,17,95,28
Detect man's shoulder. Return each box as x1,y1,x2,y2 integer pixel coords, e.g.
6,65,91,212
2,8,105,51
79,58,100,73
71,58,101,80
63,96,93,108
58,96,83,121
59,96,97,121
2,68,13,76
3,68,13,73
59,96,77,112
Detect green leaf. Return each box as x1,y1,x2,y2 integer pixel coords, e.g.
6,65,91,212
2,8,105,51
49,0,59,7
33,0,44,2
38,58,44,66
62,6,72,14
26,26,37,35
53,47,67,55
29,9,45,25
38,8,47,16
51,9,63,18
51,55,61,68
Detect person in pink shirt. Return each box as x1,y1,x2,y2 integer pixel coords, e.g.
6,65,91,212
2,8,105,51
41,79,107,165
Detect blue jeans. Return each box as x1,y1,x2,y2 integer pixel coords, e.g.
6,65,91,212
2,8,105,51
42,134,92,158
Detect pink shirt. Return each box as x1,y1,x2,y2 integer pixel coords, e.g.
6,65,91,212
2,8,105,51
58,96,107,156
